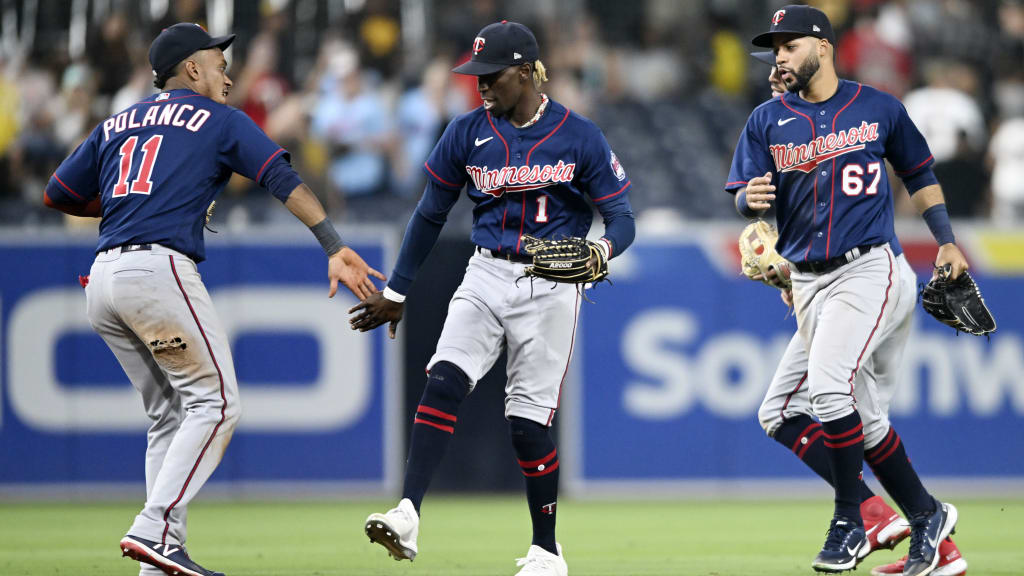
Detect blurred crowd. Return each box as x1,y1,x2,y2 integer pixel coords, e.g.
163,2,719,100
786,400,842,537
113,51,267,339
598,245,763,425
1,0,1022,231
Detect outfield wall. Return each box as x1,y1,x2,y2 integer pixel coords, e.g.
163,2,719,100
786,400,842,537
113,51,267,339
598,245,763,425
0,229,401,495
1,224,1021,498
563,223,1024,496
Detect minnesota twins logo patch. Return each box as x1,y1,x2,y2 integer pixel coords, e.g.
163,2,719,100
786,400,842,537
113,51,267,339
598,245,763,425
609,151,626,181
473,36,485,55
772,9,786,25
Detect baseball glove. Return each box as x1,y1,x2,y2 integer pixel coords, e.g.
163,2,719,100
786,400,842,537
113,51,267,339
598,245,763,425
738,220,791,290
920,265,996,336
204,200,218,233
520,235,608,284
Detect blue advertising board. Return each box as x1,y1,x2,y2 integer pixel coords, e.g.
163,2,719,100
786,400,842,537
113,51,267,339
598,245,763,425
0,233,397,491
568,235,1024,489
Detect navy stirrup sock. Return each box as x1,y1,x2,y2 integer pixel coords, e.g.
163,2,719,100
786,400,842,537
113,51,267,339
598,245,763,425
866,426,934,518
821,411,866,523
510,417,559,556
401,361,470,513
773,415,875,503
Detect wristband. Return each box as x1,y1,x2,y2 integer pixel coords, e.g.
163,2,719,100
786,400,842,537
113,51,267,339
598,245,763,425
310,218,345,256
382,286,406,303
922,204,955,246
736,191,760,218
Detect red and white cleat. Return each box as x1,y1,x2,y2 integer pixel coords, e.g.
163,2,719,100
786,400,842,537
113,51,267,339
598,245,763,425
860,495,912,559
870,537,967,576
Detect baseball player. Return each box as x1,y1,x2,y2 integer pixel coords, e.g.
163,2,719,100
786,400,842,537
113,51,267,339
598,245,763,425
727,6,966,575
746,49,968,576
42,23,384,576
349,20,635,576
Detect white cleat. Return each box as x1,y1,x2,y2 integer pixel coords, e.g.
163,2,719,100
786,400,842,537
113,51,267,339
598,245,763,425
514,543,568,576
365,498,419,561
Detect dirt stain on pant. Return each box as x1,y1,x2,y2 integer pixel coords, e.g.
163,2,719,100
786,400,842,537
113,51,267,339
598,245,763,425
149,336,192,372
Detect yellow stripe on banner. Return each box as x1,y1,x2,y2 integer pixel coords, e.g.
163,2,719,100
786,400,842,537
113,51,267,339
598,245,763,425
978,232,1024,273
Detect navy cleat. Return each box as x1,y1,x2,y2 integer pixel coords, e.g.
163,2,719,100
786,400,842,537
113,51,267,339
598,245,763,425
903,500,958,576
812,516,868,573
120,535,225,576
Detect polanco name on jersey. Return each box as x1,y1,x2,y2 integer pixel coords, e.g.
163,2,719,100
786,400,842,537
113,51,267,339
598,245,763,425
770,120,880,173
466,161,576,196
102,103,211,141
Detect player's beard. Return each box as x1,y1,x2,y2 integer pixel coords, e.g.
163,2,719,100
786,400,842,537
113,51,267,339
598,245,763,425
785,51,820,94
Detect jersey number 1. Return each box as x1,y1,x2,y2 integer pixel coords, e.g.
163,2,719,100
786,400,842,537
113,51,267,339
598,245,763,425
112,135,164,197
535,195,549,223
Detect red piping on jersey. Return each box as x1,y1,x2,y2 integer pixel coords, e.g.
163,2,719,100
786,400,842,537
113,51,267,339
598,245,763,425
592,180,630,202
417,405,457,422
413,418,454,434
163,256,228,544
547,290,581,426
486,111,510,166
895,155,933,175
525,107,570,164
847,249,893,394
498,204,508,251
516,193,527,252
424,161,459,188
780,95,817,262
487,111,511,249
255,148,285,183
725,180,748,188
780,372,809,421
826,83,863,259
52,174,83,199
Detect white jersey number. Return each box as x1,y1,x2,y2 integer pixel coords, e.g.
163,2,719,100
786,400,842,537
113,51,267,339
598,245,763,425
535,194,549,223
841,161,881,197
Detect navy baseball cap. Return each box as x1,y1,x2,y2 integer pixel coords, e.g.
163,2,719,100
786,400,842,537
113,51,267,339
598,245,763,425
452,20,539,76
751,5,836,48
149,23,235,78
750,51,777,66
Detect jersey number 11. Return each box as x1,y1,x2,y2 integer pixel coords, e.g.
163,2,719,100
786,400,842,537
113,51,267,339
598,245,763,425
112,135,164,198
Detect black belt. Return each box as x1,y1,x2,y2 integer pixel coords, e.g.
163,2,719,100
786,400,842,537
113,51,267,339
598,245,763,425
101,243,152,254
477,246,532,264
793,243,879,274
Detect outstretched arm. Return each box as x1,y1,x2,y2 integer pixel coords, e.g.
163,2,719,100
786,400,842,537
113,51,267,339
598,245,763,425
349,179,460,339
283,183,386,299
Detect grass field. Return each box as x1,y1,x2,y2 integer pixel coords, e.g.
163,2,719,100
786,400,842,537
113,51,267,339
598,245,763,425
1,497,1021,575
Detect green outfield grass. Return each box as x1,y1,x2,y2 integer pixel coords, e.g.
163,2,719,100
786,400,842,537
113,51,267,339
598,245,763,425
0,497,1020,575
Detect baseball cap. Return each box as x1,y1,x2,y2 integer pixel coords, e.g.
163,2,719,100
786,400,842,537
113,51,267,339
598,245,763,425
452,20,539,76
149,23,236,78
750,51,777,66
751,5,836,48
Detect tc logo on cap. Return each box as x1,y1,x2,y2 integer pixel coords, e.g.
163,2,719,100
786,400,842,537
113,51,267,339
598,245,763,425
772,9,786,25
473,36,485,55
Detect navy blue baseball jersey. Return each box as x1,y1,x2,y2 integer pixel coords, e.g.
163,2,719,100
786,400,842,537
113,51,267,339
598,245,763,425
45,88,299,262
423,98,633,255
726,80,934,263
